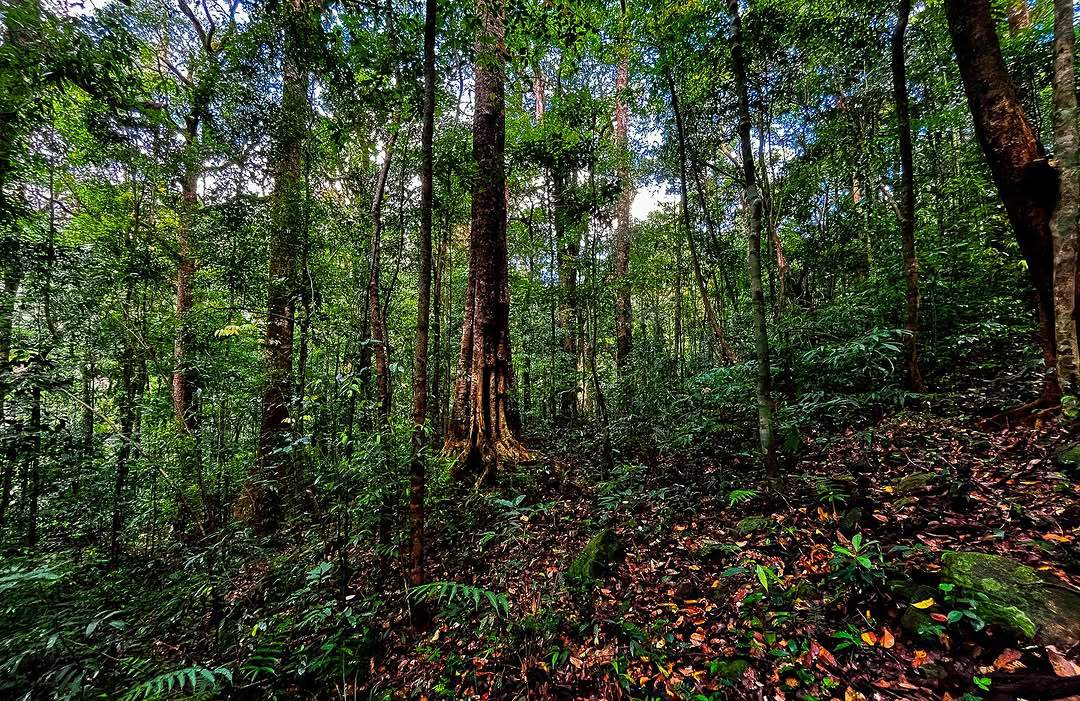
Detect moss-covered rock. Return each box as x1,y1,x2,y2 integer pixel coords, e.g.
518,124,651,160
895,471,937,496
1056,443,1080,472
565,529,624,590
710,658,750,684
941,551,1080,646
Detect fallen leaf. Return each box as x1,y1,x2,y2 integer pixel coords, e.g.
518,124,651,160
993,649,1022,671
913,650,929,668
881,628,895,649
912,598,935,609
861,631,878,646
1047,645,1080,677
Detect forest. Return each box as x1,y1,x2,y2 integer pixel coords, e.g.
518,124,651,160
1,0,1080,698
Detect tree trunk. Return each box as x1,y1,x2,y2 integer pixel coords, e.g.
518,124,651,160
666,69,736,365
892,0,925,392
444,0,527,482
408,0,436,590
729,0,778,477
1051,0,1079,394
369,130,398,424
173,122,199,434
0,262,21,427
613,0,633,372
945,0,1063,406
252,0,308,531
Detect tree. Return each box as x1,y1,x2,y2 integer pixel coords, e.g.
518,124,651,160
944,0,1064,408
891,0,924,392
408,0,437,589
729,0,777,476
613,0,632,372
251,0,310,530
368,130,398,424
666,67,736,365
444,0,528,482
1051,0,1079,395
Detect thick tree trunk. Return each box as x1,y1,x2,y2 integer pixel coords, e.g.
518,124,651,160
444,0,527,482
369,130,398,424
945,0,1063,406
173,123,199,434
729,0,777,477
667,70,736,365
892,0,925,392
614,2,633,371
1051,0,1079,394
408,0,436,590
252,0,308,531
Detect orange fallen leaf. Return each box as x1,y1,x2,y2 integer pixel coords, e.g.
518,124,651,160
1043,533,1074,544
861,631,878,646
993,648,1022,670
881,628,895,649
913,650,929,668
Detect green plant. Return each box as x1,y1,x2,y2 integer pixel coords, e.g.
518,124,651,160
409,581,510,618
119,666,232,701
726,489,760,507
829,533,886,590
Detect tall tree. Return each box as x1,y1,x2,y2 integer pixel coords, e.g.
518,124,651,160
891,0,924,391
444,0,527,481
666,68,736,365
252,0,309,530
368,130,398,423
1051,0,1079,395
945,0,1065,407
613,0,632,371
729,0,777,476
408,0,437,589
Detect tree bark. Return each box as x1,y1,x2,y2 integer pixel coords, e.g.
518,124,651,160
1051,0,1079,394
892,0,925,392
444,0,527,482
252,0,308,531
614,0,633,372
945,0,1063,405
408,0,436,589
729,0,778,477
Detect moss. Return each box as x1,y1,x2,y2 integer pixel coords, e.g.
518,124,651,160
941,551,1080,645
710,658,750,684
565,529,624,590
895,471,936,495
1056,443,1080,472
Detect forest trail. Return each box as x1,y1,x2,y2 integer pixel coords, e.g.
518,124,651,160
367,400,1079,699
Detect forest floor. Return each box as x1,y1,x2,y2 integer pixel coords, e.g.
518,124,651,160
361,381,1080,700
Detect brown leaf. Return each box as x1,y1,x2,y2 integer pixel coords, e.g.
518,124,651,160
993,648,1022,671
881,628,895,649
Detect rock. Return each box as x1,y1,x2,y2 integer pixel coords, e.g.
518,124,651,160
941,551,1080,646
710,658,750,684
1056,443,1080,472
895,471,937,496
565,529,624,590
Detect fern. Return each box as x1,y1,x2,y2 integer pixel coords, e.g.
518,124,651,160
119,665,231,701
736,515,773,533
409,581,510,617
726,489,760,507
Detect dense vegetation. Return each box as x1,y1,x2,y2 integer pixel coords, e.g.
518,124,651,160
0,0,1078,698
